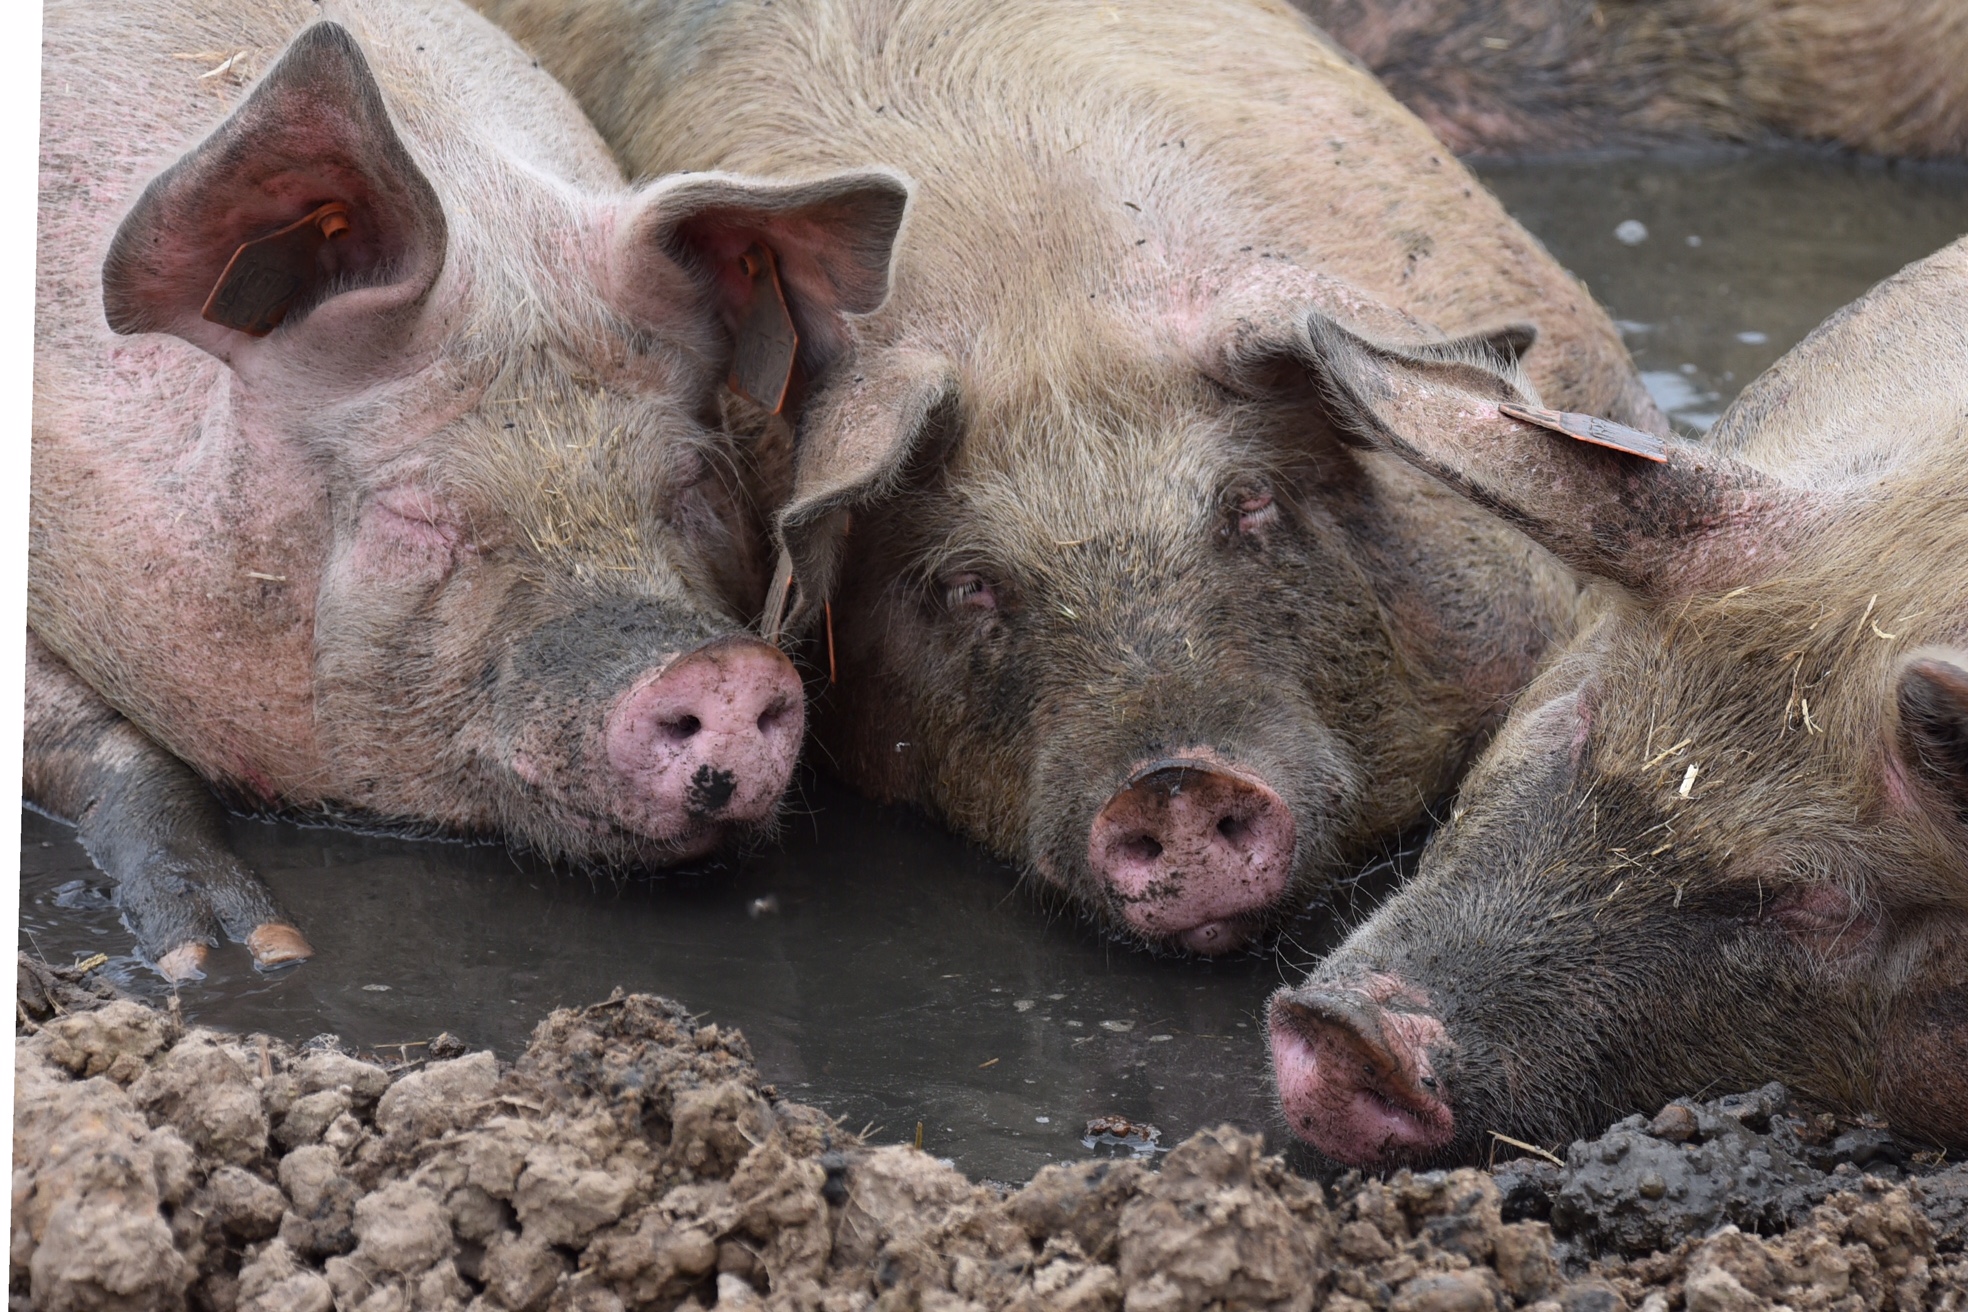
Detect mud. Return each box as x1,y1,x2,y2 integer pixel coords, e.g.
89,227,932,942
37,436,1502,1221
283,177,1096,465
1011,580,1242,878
13,961,1967,1311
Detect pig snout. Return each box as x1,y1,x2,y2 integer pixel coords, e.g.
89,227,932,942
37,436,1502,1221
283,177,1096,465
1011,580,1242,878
605,636,804,840
1087,758,1295,954
1268,978,1456,1168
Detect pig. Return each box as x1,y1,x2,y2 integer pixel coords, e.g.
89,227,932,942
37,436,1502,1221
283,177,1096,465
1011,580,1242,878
1291,0,1968,159
1268,235,1968,1167
476,0,1664,955
28,0,909,980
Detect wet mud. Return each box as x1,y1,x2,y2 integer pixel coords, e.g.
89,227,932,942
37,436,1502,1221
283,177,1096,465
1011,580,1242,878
17,963,1967,1312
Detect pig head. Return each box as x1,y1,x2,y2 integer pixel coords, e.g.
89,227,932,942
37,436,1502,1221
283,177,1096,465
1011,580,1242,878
785,294,1582,955
1268,238,1968,1166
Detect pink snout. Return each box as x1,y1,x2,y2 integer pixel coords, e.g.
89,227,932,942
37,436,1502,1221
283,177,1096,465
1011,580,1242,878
605,636,804,844
1269,975,1456,1167
1087,757,1295,954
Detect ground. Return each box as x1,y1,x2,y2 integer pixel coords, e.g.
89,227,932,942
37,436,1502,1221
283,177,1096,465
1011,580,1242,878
12,955,1968,1311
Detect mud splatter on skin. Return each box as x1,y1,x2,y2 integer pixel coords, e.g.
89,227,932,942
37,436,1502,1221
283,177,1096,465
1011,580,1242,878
686,764,738,816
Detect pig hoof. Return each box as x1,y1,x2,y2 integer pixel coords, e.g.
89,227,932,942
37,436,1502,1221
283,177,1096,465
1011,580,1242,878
155,940,211,983
246,922,314,968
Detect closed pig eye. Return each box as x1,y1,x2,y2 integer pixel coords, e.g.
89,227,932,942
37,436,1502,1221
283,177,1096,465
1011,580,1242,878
1222,491,1277,540
1238,493,1278,534
940,571,997,612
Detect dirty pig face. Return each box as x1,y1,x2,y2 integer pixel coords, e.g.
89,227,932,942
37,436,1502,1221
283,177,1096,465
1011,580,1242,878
1274,587,1968,1167
1261,236,1968,1163
804,329,1558,954
312,333,796,866
276,158,913,870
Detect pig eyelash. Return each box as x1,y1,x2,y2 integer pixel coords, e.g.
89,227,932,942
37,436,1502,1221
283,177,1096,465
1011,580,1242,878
941,572,997,612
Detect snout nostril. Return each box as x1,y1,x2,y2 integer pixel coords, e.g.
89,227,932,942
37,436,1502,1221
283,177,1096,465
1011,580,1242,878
1216,814,1247,844
756,697,795,737
1121,834,1164,864
657,714,702,744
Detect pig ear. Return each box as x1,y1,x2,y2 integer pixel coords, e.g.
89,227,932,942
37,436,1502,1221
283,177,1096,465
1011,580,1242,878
1896,650,1968,819
1286,312,1815,597
102,23,447,363
771,348,961,633
618,169,911,395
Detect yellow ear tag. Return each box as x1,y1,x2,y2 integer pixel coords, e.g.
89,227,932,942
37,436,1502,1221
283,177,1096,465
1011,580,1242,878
728,243,799,415
201,202,352,337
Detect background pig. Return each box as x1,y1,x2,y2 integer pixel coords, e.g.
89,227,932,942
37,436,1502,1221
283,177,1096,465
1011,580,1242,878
1269,236,1968,1167
1293,0,1968,159
477,0,1664,956
29,0,908,979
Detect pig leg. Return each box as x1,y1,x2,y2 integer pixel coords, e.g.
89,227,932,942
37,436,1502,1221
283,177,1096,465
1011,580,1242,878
23,632,312,981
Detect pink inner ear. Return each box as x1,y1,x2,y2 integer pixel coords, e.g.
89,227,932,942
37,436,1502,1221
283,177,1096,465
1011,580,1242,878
669,213,770,328
103,22,448,353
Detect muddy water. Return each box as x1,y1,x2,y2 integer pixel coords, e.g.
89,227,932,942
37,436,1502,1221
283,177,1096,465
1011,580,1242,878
1475,149,1968,432
19,149,1968,1182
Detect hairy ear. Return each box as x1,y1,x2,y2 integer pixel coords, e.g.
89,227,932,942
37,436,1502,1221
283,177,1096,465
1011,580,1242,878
1296,311,1811,597
103,23,446,363
771,348,959,633
617,169,911,410
1897,650,1968,817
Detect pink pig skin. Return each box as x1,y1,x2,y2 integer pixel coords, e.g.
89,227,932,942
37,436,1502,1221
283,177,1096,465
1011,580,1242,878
27,0,908,979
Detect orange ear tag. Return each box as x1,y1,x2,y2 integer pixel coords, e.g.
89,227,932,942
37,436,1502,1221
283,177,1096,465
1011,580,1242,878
727,244,799,415
201,202,352,337
1499,401,1669,463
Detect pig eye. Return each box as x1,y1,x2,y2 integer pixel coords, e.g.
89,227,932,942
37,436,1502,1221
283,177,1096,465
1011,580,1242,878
1763,883,1876,961
1225,492,1277,539
941,572,997,612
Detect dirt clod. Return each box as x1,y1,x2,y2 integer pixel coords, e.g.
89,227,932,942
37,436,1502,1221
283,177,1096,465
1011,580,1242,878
12,963,1968,1309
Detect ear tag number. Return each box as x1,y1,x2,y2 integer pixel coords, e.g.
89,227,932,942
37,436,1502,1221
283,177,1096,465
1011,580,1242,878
1499,401,1670,464
728,243,799,415
201,201,353,337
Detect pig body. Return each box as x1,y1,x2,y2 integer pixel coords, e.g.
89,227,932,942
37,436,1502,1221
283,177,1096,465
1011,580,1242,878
480,0,1662,954
30,0,907,976
1270,236,1968,1166
1293,0,1968,159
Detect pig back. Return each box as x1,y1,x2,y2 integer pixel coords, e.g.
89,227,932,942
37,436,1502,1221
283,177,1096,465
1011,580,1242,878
477,0,1656,430
1703,236,1968,487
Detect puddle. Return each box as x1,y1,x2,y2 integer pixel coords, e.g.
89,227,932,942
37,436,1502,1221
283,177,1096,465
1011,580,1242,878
17,783,1347,1184
20,148,1968,1182
1474,148,1968,432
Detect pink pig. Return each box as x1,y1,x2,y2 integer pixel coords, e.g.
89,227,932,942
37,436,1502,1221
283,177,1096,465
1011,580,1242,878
27,0,908,979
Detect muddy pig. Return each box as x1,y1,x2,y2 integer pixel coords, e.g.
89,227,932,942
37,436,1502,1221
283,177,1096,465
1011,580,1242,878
29,0,909,979
1269,235,1968,1167
1292,0,1968,159
479,0,1664,954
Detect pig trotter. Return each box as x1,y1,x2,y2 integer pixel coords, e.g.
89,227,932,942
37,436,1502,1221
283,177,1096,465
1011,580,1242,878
24,632,308,978
154,941,211,984
246,921,314,967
